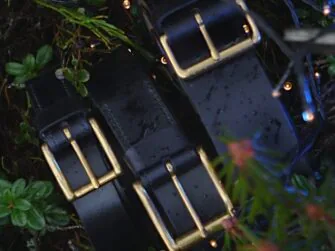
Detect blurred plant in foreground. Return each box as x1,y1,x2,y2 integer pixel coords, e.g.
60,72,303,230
214,137,335,251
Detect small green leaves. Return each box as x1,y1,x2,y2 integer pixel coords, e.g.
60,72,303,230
35,45,53,70
0,178,69,232
2,189,13,203
0,205,11,218
328,56,335,76
26,207,46,231
0,179,11,190
11,209,27,227
5,62,26,76
5,45,53,89
77,69,90,83
14,121,38,146
11,179,26,197
14,199,31,211
63,67,90,97
328,64,335,77
45,207,70,226
23,54,36,72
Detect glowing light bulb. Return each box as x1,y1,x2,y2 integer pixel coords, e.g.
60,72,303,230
314,72,321,79
209,240,218,248
283,81,293,91
302,110,315,122
272,90,281,98
123,0,131,10
323,4,331,15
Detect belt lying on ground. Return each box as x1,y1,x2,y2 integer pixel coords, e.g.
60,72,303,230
26,62,149,251
27,46,236,251
26,1,307,250
137,0,302,162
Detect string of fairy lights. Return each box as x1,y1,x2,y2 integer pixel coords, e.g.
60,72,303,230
90,0,334,123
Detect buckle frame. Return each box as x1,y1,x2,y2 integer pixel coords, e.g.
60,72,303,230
160,0,261,79
133,147,233,251
41,118,122,201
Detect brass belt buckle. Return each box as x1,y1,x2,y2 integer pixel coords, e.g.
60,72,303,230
160,0,261,79
41,118,122,201
133,147,234,251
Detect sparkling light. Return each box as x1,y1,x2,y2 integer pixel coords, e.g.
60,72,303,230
302,110,315,122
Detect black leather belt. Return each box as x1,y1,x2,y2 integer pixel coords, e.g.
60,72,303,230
27,46,236,251
26,69,148,251
137,0,302,163
87,47,234,251
26,1,307,250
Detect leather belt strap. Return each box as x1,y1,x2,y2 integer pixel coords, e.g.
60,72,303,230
137,0,301,162
26,71,147,251
87,47,234,251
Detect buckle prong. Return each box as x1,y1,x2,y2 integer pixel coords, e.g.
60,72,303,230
41,118,122,201
160,0,261,79
133,148,234,251
194,12,220,61
166,161,207,238
63,127,100,189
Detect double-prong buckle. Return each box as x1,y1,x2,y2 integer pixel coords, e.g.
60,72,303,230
133,147,233,251
41,118,122,201
160,0,261,79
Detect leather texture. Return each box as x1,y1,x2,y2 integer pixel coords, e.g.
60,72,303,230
27,46,234,251
138,0,301,165
26,73,147,251
88,47,230,250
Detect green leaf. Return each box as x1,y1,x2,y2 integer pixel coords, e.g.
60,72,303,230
327,55,335,64
26,181,53,200
5,62,26,76
11,179,26,197
0,179,11,190
41,182,53,198
46,207,70,226
71,58,79,67
30,181,47,199
0,205,10,218
77,83,88,97
329,63,335,76
77,69,90,83
11,209,27,227
224,231,232,251
26,207,45,231
22,54,36,72
2,189,13,203
13,75,29,89
14,199,31,211
63,68,74,82
35,45,53,69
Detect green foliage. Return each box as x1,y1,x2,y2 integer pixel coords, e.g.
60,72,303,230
14,121,39,146
327,55,335,76
216,139,335,251
5,45,53,89
59,57,90,97
0,178,70,232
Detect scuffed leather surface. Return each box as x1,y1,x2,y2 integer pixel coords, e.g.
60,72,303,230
88,47,228,248
27,69,147,251
183,52,299,158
